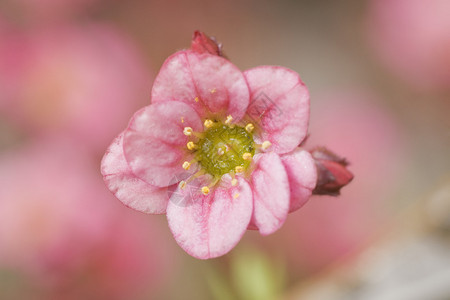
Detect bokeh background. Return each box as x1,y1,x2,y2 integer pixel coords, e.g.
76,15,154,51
1,0,449,299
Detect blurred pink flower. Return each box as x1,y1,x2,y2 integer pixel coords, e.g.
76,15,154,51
367,0,450,90
5,0,100,22
0,139,175,299
0,21,28,112
258,91,408,273
0,24,151,152
102,48,317,259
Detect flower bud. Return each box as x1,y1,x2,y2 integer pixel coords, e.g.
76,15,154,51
311,147,354,196
190,30,226,57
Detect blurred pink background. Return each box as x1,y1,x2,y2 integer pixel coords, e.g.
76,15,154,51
1,0,449,299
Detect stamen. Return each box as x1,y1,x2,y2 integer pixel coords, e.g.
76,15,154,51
181,117,185,123
182,161,191,170
210,88,216,94
245,123,254,133
242,152,252,161
204,119,214,128
225,115,233,124
233,192,240,199
206,178,221,191
235,166,244,173
231,178,238,186
194,96,200,102
262,141,272,150
186,170,206,184
179,181,187,189
183,127,193,136
187,141,198,150
201,186,210,195
184,127,205,138
217,148,225,156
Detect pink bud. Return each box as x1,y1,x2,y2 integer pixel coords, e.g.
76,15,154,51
190,30,226,57
311,147,354,196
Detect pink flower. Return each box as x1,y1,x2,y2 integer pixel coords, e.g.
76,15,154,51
0,139,176,298
0,24,151,152
367,0,450,90
102,43,318,259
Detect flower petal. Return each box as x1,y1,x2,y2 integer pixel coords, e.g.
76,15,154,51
101,132,170,214
123,101,203,187
244,66,309,154
250,152,290,235
166,175,253,259
152,50,250,121
281,149,317,212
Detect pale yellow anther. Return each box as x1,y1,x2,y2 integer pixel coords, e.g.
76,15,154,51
194,96,200,102
183,127,193,136
225,115,233,124
201,186,210,195
245,123,255,133
262,141,272,150
231,178,238,186
187,141,197,150
233,192,240,199
179,181,187,189
181,117,185,123
182,161,191,170
204,119,214,128
242,152,252,161
210,88,216,94
235,166,244,173
217,148,225,156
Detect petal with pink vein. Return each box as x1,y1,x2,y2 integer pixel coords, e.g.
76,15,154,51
244,66,309,154
123,101,203,187
101,132,170,214
167,175,253,259
250,152,290,235
281,149,317,212
152,50,250,121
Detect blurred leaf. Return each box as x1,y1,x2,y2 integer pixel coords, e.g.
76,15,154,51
204,263,237,300
230,247,286,300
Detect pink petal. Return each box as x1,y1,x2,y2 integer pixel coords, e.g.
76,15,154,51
166,175,253,259
281,149,317,212
101,132,170,214
250,152,290,235
152,50,250,121
244,66,309,154
124,101,203,187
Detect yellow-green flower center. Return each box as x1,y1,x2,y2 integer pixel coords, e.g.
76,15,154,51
196,123,255,177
